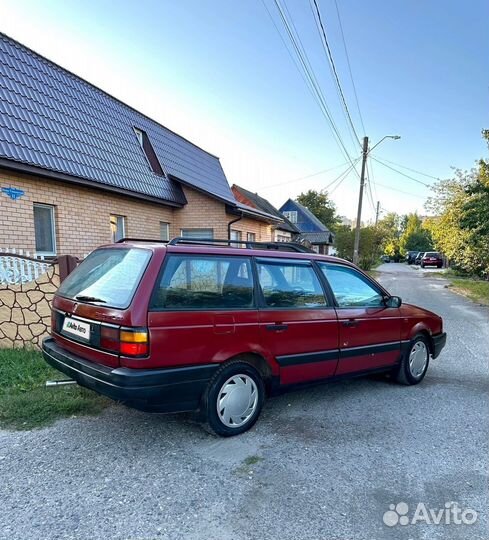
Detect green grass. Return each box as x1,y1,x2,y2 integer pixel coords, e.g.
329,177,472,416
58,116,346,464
0,348,109,430
366,270,381,280
449,279,489,306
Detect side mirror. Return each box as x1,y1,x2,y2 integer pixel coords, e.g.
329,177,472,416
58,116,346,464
384,295,402,308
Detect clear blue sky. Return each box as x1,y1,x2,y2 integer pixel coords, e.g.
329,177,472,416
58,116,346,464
3,0,489,221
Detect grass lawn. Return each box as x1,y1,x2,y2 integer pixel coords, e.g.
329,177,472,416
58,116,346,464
449,278,489,306
0,348,109,430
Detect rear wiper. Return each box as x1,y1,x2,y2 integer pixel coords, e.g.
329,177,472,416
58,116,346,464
75,295,107,303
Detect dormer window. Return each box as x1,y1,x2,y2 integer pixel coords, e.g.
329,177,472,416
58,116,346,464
133,127,164,176
283,210,298,224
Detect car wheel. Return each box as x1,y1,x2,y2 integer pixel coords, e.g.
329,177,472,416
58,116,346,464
420,263,424,268
437,264,442,268
203,361,265,437
395,335,430,385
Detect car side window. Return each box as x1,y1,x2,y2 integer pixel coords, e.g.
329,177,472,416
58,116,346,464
318,263,384,307
151,255,254,309
256,259,328,308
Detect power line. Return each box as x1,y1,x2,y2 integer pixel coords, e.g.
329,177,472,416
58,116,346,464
370,156,431,187
262,0,358,172
333,0,366,136
372,156,440,180
325,157,362,194
373,181,429,199
259,160,350,190
309,0,362,146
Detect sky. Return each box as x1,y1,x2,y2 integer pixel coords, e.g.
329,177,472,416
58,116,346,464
2,0,488,222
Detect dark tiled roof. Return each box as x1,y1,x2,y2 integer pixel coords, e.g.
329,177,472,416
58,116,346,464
298,231,335,244
232,185,299,232
292,200,330,232
0,33,236,205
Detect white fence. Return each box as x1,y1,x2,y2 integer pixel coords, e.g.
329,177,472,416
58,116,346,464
0,248,51,285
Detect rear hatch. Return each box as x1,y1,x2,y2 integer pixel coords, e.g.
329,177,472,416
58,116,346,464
52,246,153,367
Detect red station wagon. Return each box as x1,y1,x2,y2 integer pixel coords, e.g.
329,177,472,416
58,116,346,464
42,238,447,436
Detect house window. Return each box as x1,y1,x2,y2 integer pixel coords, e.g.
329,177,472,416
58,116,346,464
33,203,56,255
160,222,170,242
180,228,214,239
230,230,242,248
110,215,126,243
133,127,164,176
276,233,291,242
246,232,256,243
283,210,298,224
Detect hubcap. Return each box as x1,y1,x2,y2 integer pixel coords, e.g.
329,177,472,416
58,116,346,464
217,374,258,428
409,341,428,378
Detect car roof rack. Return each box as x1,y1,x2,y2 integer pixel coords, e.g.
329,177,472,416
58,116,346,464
116,238,169,244
168,237,313,253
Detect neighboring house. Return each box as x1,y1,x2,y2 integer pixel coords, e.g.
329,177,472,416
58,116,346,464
231,185,298,242
279,199,335,254
0,33,276,258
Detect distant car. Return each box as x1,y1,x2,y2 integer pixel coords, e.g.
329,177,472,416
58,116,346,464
414,252,425,265
380,255,390,263
406,251,419,265
421,252,443,268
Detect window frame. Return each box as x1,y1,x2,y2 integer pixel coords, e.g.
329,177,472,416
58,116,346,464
180,228,214,239
110,214,126,243
33,203,57,256
149,253,257,312
317,261,388,309
160,222,170,242
253,257,333,311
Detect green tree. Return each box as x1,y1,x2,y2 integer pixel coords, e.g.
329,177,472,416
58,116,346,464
296,190,340,230
399,213,433,253
334,224,386,270
377,212,403,260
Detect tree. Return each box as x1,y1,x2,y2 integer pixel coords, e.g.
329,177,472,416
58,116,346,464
425,130,489,277
296,190,340,230
399,213,433,253
334,224,386,270
377,212,403,260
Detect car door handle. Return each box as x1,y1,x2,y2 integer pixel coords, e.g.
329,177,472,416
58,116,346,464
266,324,289,332
342,320,360,328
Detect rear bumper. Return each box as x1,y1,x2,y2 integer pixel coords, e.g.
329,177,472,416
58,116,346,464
42,337,218,412
432,332,447,359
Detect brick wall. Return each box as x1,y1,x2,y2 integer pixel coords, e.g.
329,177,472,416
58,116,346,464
0,169,272,257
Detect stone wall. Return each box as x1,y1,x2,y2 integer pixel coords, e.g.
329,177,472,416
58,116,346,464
0,264,59,348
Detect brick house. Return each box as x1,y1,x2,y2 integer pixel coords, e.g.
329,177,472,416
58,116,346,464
0,33,278,258
231,184,299,242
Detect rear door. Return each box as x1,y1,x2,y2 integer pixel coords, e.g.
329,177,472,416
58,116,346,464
255,257,339,385
148,253,260,369
317,262,402,375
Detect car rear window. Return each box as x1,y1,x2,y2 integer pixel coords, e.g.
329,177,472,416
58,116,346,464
151,255,254,310
425,252,439,257
57,248,152,309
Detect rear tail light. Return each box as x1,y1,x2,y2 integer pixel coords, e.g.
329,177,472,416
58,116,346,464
99,326,149,357
119,327,149,357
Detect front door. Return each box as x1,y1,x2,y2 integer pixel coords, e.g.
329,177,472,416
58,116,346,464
255,257,339,385
317,262,401,375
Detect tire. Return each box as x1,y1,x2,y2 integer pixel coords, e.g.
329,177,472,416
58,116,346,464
203,360,265,437
437,264,442,268
420,263,425,268
395,335,430,385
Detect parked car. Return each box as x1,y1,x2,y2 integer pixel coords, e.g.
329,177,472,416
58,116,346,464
414,252,425,265
421,252,443,268
406,251,419,265
380,255,390,263
42,238,447,436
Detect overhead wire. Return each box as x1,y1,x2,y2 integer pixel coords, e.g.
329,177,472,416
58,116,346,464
262,0,359,175
370,156,431,187
309,0,362,146
372,156,440,180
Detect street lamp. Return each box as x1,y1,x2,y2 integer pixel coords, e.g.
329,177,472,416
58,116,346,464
352,135,401,265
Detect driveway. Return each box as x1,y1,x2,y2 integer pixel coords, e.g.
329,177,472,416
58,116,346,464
1,263,488,540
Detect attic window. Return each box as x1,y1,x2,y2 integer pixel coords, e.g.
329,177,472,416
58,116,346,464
283,210,298,224
133,127,164,176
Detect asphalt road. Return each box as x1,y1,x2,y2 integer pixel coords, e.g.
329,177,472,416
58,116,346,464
1,263,488,540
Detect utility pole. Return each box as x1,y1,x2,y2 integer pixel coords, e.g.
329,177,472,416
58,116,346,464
353,136,369,264
375,201,380,226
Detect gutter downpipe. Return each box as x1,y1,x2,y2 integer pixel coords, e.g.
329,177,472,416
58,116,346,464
227,212,243,240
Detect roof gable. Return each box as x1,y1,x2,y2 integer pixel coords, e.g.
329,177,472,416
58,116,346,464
279,199,331,233
0,33,236,205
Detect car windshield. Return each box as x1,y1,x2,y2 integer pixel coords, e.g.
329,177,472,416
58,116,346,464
57,248,152,308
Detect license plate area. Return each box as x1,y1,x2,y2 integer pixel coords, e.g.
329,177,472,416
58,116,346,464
61,316,92,343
